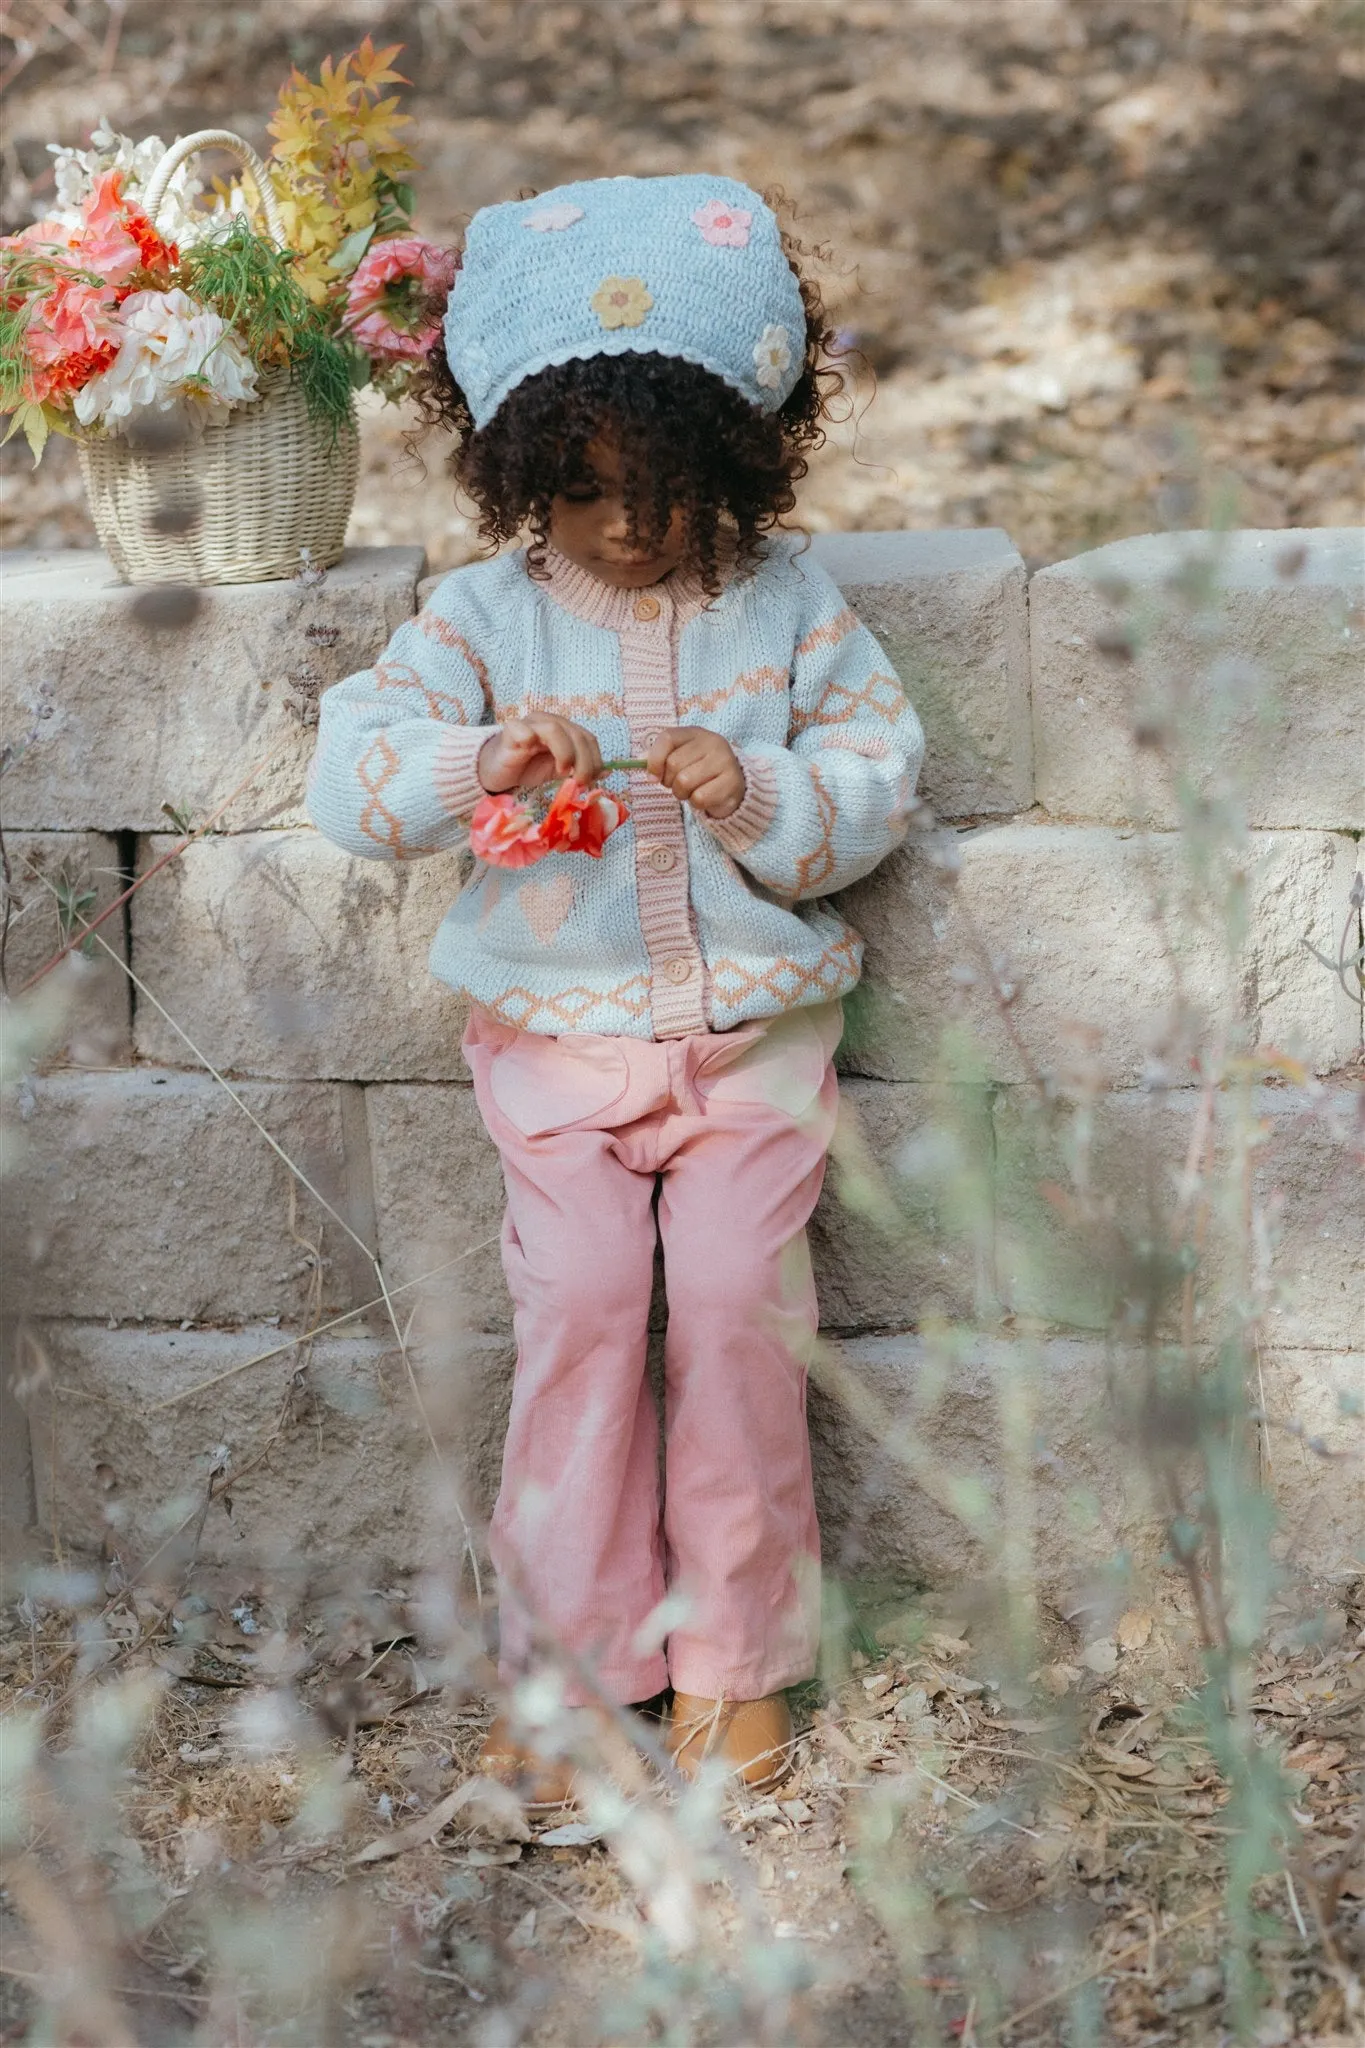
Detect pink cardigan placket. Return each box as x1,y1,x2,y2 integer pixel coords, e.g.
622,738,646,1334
539,548,715,1037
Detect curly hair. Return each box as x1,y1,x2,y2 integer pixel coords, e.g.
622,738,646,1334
409,215,844,594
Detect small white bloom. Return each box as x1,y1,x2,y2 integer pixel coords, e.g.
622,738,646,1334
753,322,793,390
525,202,584,232
74,289,258,432
44,121,209,245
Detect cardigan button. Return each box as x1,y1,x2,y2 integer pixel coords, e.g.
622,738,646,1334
663,957,694,983
633,593,662,622
642,844,677,873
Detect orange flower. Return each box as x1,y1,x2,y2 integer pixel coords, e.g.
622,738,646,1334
541,777,628,858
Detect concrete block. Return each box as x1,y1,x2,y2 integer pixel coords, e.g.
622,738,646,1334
364,1083,511,1332
811,1333,1362,1590
0,1071,373,1323
0,546,425,833
1030,528,1365,829
1260,1348,1365,1578
810,1333,1163,1587
838,823,1362,1084
1,832,129,1067
993,1080,1364,1347
810,529,1032,819
130,829,470,1080
24,1319,514,1571
816,1079,995,1329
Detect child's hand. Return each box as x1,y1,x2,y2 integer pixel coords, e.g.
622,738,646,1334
478,715,604,793
647,727,746,820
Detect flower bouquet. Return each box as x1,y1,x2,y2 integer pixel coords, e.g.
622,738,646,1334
0,39,453,584
470,771,640,868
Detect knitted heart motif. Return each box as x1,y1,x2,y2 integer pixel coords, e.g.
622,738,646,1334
519,872,575,942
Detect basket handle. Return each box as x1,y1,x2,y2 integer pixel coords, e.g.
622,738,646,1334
142,129,288,249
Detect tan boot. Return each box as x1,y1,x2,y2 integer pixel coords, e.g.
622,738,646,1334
477,1715,581,1815
479,1696,666,1817
665,1691,795,1795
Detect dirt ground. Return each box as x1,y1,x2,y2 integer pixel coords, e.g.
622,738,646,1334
1,0,1362,569
2,1565,1362,2045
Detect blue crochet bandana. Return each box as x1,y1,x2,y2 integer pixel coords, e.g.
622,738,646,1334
443,173,807,429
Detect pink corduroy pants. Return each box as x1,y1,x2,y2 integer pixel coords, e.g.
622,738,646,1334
463,1000,842,1706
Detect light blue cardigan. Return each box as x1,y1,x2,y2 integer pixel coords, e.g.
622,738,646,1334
306,538,924,1039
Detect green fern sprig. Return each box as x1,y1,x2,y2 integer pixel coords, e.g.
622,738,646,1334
179,222,356,433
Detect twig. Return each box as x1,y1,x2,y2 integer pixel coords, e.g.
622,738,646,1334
989,1899,1220,2037
1283,1868,1308,1940
142,1244,499,1411
97,0,124,78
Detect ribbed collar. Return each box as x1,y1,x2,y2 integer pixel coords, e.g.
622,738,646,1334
537,546,717,632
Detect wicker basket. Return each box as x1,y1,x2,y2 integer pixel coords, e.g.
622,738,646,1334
76,130,360,586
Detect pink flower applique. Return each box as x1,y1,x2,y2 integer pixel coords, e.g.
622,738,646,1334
691,198,752,248
525,203,584,232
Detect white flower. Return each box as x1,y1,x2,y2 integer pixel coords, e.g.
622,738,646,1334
753,323,793,391
45,119,210,246
74,289,259,431
525,202,584,232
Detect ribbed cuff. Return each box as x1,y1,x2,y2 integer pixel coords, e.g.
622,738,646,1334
432,726,502,821
706,751,780,856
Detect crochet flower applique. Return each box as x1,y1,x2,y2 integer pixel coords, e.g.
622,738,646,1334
591,275,653,330
753,323,793,391
525,202,584,232
470,777,629,869
691,198,752,248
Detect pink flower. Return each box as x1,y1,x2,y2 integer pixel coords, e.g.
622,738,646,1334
17,169,177,286
470,793,551,869
22,273,122,404
343,236,457,363
691,198,752,248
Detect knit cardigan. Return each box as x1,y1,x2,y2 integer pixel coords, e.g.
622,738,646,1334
305,538,925,1039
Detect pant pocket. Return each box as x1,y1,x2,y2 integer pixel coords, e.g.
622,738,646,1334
695,1004,837,1120
486,1029,631,1139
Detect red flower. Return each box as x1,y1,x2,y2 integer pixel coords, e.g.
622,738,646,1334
540,777,629,858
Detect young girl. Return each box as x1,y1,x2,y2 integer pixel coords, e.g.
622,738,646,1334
307,174,924,1802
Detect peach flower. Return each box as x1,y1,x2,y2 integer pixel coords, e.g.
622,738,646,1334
469,793,550,869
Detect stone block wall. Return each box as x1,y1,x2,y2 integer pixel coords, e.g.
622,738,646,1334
2,529,1360,1588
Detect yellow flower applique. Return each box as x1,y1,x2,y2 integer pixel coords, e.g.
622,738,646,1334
590,275,654,330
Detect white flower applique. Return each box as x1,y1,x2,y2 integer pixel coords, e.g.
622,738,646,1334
753,323,792,391
525,203,585,232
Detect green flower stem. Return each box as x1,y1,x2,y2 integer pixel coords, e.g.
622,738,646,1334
599,758,648,773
